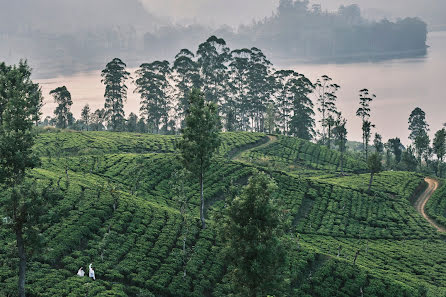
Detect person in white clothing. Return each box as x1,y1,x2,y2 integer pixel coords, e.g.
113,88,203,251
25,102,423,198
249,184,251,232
77,267,85,277
89,263,96,280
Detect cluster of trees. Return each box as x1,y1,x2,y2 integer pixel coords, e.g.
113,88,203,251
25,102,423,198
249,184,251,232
363,106,446,179
43,37,317,138
41,35,445,182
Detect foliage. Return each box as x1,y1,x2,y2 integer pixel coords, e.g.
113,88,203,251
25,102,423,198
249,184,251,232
50,86,73,129
134,60,172,133
219,171,285,297
179,89,221,228
0,60,44,297
101,58,130,131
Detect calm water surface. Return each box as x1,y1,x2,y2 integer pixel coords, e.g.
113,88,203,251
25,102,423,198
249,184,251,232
37,31,446,143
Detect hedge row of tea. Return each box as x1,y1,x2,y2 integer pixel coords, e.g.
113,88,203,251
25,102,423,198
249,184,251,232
0,156,424,296
318,171,425,199
425,181,446,227
34,130,265,158
1,131,444,296
302,235,446,296
267,172,436,240
239,135,367,174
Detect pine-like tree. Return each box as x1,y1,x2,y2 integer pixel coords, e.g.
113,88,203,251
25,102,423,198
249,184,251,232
179,89,221,229
219,170,285,297
0,61,45,297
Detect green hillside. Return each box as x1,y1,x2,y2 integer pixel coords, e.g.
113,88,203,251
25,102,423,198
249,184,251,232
1,131,445,297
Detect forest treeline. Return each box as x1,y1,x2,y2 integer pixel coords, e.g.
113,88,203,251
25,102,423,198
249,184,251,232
41,34,446,179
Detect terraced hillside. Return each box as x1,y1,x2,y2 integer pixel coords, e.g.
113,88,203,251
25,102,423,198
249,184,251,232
1,130,445,297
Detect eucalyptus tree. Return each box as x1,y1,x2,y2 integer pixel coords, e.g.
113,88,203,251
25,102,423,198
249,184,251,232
388,138,403,165
126,112,138,132
179,89,221,229
81,104,91,131
367,153,382,192
315,75,340,145
274,70,295,134
90,108,105,131
408,107,430,167
288,73,315,140
333,113,348,175
356,89,376,159
0,61,44,297
373,133,384,154
134,60,172,133
172,49,201,126
101,58,130,131
265,103,277,134
196,36,230,105
50,86,73,129
246,47,274,132
228,48,251,130
433,128,446,177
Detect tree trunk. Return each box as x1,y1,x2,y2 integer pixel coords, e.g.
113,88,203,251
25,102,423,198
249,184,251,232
368,172,374,192
200,172,206,229
16,229,26,297
340,150,344,176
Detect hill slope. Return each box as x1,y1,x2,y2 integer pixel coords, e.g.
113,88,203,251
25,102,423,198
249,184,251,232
1,131,445,297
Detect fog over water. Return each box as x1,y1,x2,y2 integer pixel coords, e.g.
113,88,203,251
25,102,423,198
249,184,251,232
37,31,446,144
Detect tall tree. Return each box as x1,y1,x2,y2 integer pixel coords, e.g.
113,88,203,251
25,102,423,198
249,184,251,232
50,86,73,129
333,114,348,175
388,138,403,165
408,107,430,167
373,133,384,154
90,108,105,131
220,170,285,297
265,103,277,134
274,70,295,135
246,47,274,132
288,73,315,140
81,104,91,131
179,89,221,229
356,89,376,159
172,49,201,127
134,60,172,133
196,36,230,105
433,128,446,177
402,145,418,171
367,153,382,192
126,112,138,132
315,75,340,145
0,61,43,297
101,58,130,131
228,48,251,130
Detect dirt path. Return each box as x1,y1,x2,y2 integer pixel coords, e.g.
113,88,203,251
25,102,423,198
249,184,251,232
231,135,278,161
414,178,445,232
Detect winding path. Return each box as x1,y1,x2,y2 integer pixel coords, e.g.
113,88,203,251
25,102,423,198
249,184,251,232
414,178,445,232
231,135,278,161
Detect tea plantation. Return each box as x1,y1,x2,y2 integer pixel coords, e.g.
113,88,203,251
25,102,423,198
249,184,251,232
1,130,445,296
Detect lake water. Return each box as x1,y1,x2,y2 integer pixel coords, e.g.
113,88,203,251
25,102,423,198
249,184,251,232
36,31,446,143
